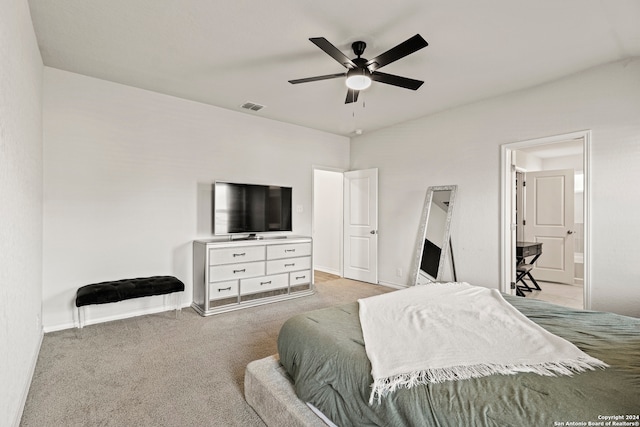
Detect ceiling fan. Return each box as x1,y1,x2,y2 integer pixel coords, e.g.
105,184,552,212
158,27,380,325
289,34,428,104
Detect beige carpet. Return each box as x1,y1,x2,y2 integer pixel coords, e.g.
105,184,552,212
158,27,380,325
20,279,392,426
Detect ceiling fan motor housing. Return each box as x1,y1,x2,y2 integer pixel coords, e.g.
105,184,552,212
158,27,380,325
352,41,367,58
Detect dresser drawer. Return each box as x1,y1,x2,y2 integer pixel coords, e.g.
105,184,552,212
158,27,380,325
267,243,311,260
209,261,265,281
209,280,238,300
266,256,311,275
209,246,265,265
290,270,311,286
241,273,288,295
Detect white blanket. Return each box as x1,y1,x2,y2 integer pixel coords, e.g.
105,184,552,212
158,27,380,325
358,283,608,404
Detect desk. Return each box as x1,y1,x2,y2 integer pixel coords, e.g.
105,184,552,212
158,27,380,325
516,241,542,264
515,242,542,296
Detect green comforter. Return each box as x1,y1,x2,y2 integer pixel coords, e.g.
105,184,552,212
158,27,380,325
277,295,640,426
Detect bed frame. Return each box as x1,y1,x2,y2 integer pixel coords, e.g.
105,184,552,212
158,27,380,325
244,355,327,427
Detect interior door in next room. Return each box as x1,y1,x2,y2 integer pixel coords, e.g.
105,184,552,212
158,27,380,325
343,168,378,284
524,169,575,284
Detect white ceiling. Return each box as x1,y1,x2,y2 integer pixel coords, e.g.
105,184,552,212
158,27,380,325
27,0,640,137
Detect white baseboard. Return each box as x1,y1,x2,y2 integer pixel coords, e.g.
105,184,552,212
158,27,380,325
43,302,190,333
314,266,341,276
377,280,408,289
14,328,43,427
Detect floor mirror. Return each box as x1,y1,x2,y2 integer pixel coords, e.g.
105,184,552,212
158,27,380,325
411,185,458,284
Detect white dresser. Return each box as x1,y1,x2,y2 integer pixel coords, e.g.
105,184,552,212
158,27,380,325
192,236,314,316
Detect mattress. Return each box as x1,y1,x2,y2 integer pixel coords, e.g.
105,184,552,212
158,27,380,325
277,294,640,426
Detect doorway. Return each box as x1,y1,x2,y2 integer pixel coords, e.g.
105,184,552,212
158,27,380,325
312,167,379,285
500,131,591,309
312,168,344,279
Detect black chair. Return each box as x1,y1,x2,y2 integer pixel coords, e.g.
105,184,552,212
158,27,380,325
516,264,541,296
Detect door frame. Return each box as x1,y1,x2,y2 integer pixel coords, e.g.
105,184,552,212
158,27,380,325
499,130,591,308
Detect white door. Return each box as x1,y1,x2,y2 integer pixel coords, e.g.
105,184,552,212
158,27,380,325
524,169,575,284
343,169,378,283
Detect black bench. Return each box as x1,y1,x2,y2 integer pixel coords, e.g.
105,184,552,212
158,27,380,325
75,276,185,328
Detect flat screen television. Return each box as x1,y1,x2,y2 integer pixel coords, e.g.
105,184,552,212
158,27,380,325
213,181,292,236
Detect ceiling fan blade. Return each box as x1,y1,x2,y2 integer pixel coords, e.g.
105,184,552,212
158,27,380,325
366,34,428,72
310,37,357,69
345,88,359,104
288,73,346,84
370,71,424,90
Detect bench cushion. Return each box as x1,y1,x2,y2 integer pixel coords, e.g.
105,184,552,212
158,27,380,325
76,276,184,307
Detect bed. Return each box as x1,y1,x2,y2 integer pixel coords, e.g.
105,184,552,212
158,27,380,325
269,287,640,426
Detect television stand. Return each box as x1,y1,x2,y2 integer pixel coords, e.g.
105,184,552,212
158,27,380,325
192,236,314,316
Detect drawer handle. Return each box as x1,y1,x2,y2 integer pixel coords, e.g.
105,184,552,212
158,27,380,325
233,269,246,274
233,253,246,257
260,281,272,286
295,275,306,280
218,287,232,292
285,263,295,267
285,249,296,253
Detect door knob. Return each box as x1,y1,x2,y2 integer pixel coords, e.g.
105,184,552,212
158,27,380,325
567,230,574,235
370,230,378,235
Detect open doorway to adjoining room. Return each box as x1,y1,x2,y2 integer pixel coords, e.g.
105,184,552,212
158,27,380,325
312,167,344,281
312,167,380,286
501,131,590,310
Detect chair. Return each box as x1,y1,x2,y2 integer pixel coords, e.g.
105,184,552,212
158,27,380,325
516,264,541,296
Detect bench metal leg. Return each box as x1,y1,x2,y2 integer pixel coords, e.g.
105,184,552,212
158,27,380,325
77,306,84,329
174,292,182,319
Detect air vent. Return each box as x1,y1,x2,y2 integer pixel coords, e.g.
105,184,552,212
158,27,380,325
240,102,266,112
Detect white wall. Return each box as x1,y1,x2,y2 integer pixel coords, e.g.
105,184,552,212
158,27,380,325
0,1,43,425
312,169,343,275
542,153,583,172
351,58,640,317
42,68,350,331
514,150,542,171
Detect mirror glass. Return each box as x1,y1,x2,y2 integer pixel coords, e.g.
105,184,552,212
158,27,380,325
411,185,457,284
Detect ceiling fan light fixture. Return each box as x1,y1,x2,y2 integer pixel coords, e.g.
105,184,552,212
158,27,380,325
346,68,372,90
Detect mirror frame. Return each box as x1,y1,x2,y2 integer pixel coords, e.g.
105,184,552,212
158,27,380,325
410,185,458,284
